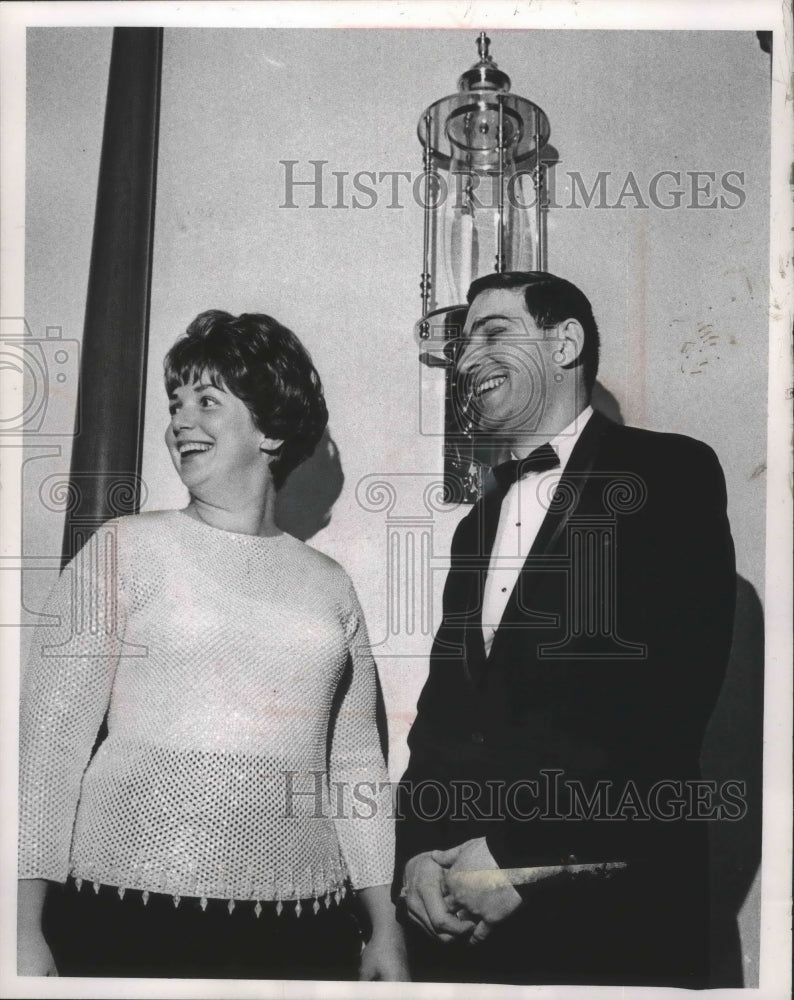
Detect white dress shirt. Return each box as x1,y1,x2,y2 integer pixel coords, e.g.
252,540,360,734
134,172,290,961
481,406,594,655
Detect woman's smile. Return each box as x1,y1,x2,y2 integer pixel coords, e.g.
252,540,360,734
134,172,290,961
176,440,214,459
165,379,266,492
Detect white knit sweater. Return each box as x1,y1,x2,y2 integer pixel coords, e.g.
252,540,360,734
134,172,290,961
19,510,395,907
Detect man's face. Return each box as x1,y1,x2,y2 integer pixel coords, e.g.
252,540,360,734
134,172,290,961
457,286,561,439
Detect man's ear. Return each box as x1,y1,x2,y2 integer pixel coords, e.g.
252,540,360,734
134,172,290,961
260,437,284,458
552,319,586,368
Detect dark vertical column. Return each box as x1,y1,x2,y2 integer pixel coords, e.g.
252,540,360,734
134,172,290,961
62,28,163,567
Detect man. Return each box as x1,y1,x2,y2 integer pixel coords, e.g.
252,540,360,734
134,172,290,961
394,271,736,986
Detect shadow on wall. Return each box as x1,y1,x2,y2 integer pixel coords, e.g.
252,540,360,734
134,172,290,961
591,381,624,425
275,429,389,761
702,576,764,988
275,429,344,541
595,379,764,988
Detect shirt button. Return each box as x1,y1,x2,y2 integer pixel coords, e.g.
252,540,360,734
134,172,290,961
471,731,485,745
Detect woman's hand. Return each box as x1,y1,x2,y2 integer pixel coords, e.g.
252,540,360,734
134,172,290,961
355,883,411,981
17,879,58,976
17,926,58,977
359,927,410,981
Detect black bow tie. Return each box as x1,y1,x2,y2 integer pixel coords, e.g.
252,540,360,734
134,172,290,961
492,443,560,492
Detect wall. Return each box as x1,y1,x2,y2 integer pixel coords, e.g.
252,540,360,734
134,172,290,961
23,26,770,986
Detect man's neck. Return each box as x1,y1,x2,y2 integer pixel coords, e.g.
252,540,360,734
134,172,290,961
510,400,591,459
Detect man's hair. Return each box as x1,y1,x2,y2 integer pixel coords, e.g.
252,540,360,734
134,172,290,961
164,310,328,488
467,271,600,393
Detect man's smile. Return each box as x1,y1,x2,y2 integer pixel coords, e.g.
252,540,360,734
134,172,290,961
473,372,509,398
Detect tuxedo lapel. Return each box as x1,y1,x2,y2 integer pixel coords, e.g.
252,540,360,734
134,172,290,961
461,486,506,685
490,411,612,647
527,411,609,561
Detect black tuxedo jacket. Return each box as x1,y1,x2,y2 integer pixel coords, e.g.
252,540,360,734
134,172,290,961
395,412,736,985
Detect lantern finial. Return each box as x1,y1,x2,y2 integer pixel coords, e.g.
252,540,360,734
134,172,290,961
458,34,511,92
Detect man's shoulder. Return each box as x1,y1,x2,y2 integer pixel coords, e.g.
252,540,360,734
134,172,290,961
594,418,728,515
453,416,725,541
596,416,721,471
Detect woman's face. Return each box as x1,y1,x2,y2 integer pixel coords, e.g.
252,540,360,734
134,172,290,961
165,377,273,495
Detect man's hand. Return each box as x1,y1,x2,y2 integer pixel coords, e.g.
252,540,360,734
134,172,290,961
433,838,523,944
402,851,476,943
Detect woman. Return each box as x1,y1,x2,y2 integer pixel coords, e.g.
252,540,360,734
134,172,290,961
18,310,408,981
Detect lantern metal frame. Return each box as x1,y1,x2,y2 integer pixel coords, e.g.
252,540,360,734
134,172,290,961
415,33,551,502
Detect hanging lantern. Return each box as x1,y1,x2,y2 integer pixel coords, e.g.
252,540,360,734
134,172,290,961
415,33,551,502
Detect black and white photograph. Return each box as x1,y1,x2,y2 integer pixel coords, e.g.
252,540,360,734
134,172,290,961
1,1,791,997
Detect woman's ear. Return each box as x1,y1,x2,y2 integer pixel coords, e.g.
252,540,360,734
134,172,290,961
554,318,586,368
260,437,284,458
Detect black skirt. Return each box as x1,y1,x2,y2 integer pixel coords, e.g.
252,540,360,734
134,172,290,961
43,878,362,980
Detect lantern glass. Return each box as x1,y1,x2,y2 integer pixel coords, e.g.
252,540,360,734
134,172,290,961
415,36,551,502
417,90,549,342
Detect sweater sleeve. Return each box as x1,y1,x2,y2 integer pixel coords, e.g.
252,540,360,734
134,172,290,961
19,523,128,882
327,578,395,890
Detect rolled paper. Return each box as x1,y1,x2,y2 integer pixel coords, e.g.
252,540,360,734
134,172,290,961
505,860,628,886
430,860,629,895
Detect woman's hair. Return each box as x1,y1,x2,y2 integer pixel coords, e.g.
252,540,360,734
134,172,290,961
164,310,328,488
